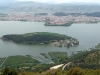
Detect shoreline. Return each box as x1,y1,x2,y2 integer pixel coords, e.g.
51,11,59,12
1,32,79,48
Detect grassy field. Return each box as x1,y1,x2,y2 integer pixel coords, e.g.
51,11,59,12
48,52,68,59
0,58,6,65
3,55,40,67
48,52,68,64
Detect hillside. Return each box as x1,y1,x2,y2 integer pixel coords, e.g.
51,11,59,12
0,44,100,74
2,55,40,68
0,1,100,13
64,47,100,70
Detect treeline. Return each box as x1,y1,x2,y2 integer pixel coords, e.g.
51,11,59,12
53,12,82,16
38,13,48,15
53,12,67,16
84,12,100,17
0,13,8,17
35,13,48,16
53,12,100,17
44,22,73,26
2,32,73,44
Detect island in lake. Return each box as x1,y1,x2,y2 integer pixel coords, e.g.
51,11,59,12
1,32,79,47
44,17,73,26
44,22,73,26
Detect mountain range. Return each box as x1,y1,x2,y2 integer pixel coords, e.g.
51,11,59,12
0,0,100,6
0,0,100,13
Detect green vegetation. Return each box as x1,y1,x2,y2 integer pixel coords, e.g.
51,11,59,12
0,13,8,17
2,67,100,75
0,58,6,65
67,67,85,75
31,64,55,72
44,22,73,26
19,19,28,21
86,21,98,24
53,12,67,16
38,13,48,15
84,12,100,17
44,17,73,26
64,48,100,70
95,43,100,48
49,52,67,58
53,12,100,17
1,44,100,74
2,32,79,47
44,18,74,26
40,52,68,64
19,67,100,75
3,55,40,67
1,44,100,72
48,52,68,64
1,67,18,75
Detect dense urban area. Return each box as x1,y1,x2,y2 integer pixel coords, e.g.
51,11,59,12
1,12,100,25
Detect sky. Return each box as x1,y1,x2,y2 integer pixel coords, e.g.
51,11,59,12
17,0,100,3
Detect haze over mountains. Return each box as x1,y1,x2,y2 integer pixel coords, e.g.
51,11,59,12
0,0,15,5
0,0,100,6
0,0,100,13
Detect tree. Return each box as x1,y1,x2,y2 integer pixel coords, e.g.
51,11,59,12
67,67,84,75
1,67,18,75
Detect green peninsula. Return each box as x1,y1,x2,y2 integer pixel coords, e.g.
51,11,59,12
1,32,79,47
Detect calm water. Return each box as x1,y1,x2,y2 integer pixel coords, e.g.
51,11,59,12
0,21,100,57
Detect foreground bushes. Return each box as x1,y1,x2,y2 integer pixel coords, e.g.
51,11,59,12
1,67,18,75
1,67,100,75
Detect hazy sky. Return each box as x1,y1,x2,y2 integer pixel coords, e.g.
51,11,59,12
17,0,100,3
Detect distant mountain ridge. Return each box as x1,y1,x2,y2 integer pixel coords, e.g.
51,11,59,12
0,0,100,6
61,2,100,5
0,1,100,13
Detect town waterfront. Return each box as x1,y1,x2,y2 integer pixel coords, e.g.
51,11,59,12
0,21,100,57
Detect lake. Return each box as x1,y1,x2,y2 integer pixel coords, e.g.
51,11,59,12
0,21,100,57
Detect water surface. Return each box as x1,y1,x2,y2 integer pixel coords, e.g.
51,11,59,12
0,21,100,57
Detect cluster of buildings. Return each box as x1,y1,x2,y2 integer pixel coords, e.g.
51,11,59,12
0,13,100,25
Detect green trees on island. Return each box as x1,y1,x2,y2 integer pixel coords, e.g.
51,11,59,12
1,32,79,47
2,33,66,44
